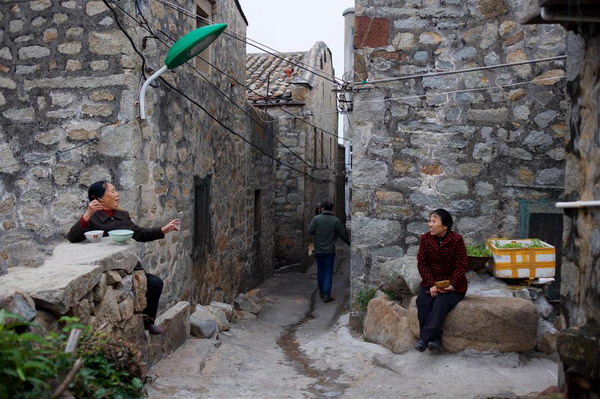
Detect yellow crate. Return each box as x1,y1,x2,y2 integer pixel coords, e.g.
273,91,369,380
487,238,555,279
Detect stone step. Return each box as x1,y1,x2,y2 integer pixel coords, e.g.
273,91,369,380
146,301,191,367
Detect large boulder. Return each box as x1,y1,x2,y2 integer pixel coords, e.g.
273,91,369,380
363,294,415,354
407,295,538,352
371,256,420,298
0,285,36,321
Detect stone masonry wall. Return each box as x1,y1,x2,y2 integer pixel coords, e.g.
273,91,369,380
561,28,600,331
271,43,341,270
0,0,275,311
351,0,568,296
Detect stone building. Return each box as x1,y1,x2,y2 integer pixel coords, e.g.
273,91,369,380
0,0,276,313
246,42,345,271
521,1,600,397
349,0,569,298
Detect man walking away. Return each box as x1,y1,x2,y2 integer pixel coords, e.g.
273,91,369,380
308,201,350,302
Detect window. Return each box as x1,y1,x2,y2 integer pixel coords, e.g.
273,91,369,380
193,175,212,260
320,132,324,164
195,0,214,75
254,190,261,234
313,128,318,164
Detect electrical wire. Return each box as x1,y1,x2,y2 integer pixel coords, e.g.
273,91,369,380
129,1,333,174
106,0,334,183
119,0,349,172
355,55,567,86
133,5,317,171
0,139,98,171
149,0,342,85
356,75,567,105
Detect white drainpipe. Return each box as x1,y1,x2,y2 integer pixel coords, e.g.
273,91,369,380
555,201,600,209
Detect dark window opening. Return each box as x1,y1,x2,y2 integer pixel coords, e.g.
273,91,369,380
320,132,324,164
254,190,262,234
193,175,212,260
313,128,318,164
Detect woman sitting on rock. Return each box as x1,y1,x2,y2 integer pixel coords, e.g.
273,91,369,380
67,181,180,335
414,208,468,352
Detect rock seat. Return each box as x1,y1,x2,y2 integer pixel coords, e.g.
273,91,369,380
364,293,538,353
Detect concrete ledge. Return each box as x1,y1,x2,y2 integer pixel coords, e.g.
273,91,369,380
147,301,191,367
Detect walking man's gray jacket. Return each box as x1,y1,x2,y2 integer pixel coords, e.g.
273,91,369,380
308,211,350,254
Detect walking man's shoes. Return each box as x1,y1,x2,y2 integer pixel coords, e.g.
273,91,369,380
323,295,335,303
319,290,324,298
414,340,427,352
428,340,442,352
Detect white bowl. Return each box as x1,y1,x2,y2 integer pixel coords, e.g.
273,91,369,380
108,229,134,244
84,230,104,243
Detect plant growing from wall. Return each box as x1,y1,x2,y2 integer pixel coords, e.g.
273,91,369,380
355,288,377,312
0,310,145,399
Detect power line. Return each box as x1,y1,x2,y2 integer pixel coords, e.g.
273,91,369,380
133,4,317,171
0,139,98,171
198,53,351,142
120,0,349,159
148,0,342,85
106,0,333,183
354,55,567,86
356,75,567,105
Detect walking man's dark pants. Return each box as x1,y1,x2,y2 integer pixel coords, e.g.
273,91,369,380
416,287,465,345
143,273,163,328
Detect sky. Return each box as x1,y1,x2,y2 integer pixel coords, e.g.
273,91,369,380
237,0,355,81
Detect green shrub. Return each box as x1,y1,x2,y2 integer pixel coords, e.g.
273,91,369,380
355,288,377,312
0,310,144,399
466,244,492,257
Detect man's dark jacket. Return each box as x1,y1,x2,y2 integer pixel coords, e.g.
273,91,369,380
308,210,350,254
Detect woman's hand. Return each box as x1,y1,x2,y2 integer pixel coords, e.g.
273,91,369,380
83,200,103,221
440,284,455,294
161,219,180,234
429,285,440,297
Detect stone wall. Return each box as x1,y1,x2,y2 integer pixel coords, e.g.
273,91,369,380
270,42,343,270
350,0,568,296
558,26,600,392
0,0,275,311
0,239,152,350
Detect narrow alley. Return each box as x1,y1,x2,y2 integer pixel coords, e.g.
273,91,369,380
145,244,557,399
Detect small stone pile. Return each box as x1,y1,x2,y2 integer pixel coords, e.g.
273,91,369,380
362,256,560,354
190,288,263,339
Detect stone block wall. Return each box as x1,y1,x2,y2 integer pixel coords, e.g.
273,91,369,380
0,0,275,311
0,239,151,349
558,26,600,378
350,0,568,295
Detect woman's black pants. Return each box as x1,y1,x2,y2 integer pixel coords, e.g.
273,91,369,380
143,273,163,328
416,287,465,344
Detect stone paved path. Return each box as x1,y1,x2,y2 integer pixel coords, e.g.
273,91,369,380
145,244,558,398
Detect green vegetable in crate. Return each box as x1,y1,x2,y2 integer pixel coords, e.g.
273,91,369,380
492,239,546,249
466,244,492,257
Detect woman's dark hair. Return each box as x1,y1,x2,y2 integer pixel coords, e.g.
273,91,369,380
430,208,453,230
88,181,107,201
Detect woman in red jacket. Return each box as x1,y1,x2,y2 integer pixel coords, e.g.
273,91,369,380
414,209,468,352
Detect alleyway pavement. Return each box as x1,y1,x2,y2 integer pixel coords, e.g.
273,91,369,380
145,244,558,398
